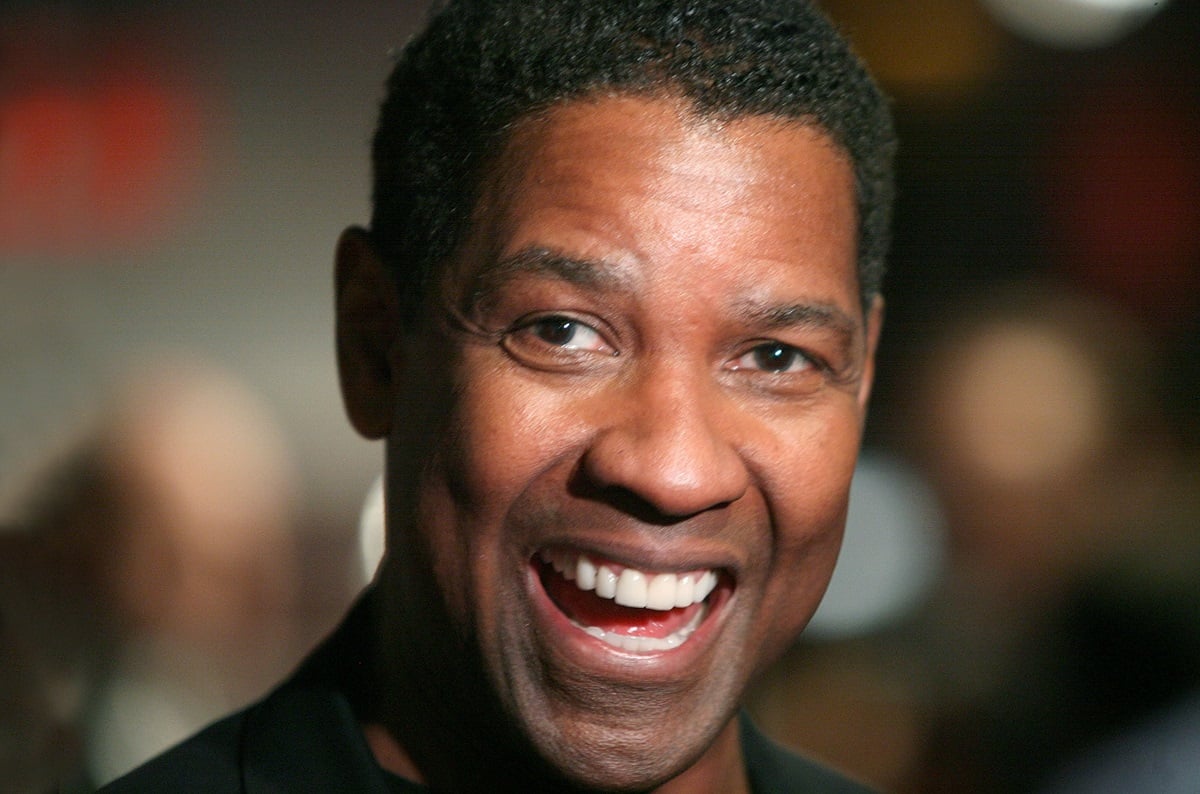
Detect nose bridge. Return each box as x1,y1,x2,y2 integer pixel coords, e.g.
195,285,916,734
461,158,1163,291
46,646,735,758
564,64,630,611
583,358,750,517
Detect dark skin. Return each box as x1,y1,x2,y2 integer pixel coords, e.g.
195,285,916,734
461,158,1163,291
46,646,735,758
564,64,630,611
336,95,881,792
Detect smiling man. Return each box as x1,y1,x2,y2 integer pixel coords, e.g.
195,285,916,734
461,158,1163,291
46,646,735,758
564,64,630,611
103,1,894,791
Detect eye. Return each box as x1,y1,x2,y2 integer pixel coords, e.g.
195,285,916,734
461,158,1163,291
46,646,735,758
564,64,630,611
500,313,618,370
729,341,814,374
525,316,610,352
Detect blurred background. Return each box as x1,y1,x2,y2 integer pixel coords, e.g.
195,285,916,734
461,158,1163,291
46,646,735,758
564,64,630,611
2,0,1198,791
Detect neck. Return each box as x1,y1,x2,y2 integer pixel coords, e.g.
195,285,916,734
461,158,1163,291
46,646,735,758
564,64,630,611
364,569,573,792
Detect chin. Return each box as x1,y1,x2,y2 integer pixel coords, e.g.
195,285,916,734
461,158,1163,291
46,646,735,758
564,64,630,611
498,654,743,792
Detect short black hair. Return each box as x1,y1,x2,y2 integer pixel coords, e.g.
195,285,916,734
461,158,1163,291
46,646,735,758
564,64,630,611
370,0,895,324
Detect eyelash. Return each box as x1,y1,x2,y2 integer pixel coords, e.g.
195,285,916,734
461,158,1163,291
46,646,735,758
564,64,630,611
525,316,613,351
499,312,832,386
499,313,618,370
729,341,824,375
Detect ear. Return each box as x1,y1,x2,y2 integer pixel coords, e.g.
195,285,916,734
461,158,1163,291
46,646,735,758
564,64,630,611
857,294,885,414
335,227,400,439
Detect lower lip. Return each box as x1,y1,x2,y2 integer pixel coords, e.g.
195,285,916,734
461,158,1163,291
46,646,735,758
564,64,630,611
525,556,732,679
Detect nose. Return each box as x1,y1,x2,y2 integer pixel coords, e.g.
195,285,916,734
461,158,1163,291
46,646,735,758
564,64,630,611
579,365,751,519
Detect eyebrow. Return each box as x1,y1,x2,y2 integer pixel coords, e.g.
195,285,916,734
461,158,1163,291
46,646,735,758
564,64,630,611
467,247,630,308
741,300,859,336
466,246,862,346
736,300,862,356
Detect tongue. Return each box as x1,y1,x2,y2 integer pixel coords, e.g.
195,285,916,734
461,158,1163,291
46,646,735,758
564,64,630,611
541,565,703,639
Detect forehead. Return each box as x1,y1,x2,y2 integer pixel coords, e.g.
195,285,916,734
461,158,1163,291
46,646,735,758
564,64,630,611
448,94,858,307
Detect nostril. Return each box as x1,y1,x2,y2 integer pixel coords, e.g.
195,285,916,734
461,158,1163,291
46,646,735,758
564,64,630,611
574,377,750,517
572,440,748,522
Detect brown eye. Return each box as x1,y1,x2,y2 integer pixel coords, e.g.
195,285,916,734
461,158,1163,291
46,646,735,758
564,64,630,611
531,317,586,347
500,314,618,371
754,343,800,372
733,342,812,374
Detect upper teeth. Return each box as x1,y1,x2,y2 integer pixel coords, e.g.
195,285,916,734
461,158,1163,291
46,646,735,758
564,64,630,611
541,550,718,611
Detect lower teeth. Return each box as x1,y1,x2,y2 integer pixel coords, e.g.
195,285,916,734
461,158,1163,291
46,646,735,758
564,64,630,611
573,604,706,653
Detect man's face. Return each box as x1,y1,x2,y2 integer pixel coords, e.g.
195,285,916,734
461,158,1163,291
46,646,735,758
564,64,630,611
362,95,880,789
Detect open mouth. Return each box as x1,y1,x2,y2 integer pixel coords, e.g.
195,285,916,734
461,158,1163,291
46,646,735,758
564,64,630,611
535,548,726,654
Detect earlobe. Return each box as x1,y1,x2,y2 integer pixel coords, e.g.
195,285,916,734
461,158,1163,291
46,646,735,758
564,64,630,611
335,226,400,439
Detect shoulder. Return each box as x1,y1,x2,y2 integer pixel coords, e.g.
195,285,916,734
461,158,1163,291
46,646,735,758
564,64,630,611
97,676,392,792
98,708,248,792
740,714,879,794
101,596,388,791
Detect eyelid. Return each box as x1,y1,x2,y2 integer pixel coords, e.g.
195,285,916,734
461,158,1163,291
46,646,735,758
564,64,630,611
532,315,612,352
500,311,621,370
728,340,818,372
511,311,615,342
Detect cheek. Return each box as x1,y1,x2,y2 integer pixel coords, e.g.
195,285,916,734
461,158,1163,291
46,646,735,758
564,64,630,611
750,405,862,640
757,402,863,531
446,369,588,521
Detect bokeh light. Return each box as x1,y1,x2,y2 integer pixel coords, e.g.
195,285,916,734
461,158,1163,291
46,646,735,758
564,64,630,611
981,0,1168,48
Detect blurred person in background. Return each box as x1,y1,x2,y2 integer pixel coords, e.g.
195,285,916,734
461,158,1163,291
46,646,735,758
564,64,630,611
0,360,302,789
890,281,1200,792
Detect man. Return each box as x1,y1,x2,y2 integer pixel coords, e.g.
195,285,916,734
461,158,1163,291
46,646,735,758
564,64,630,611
104,0,894,790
